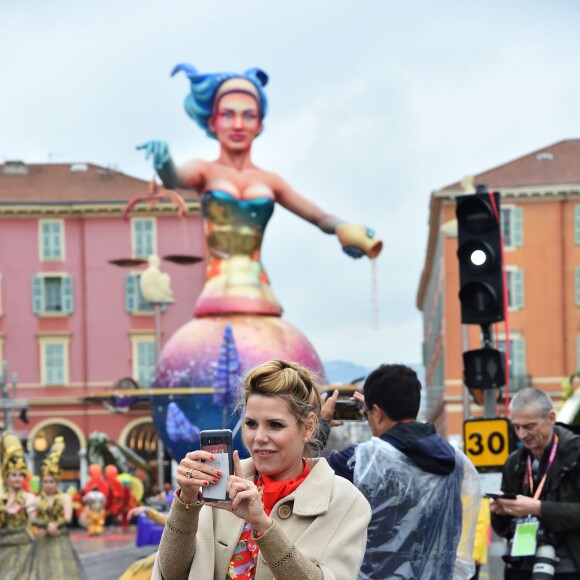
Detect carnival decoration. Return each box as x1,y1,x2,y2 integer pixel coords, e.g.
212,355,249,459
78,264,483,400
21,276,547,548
213,324,241,427
136,64,383,460
165,402,200,443
39,436,65,479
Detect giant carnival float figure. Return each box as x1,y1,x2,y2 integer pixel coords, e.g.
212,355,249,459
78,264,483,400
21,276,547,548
136,65,382,459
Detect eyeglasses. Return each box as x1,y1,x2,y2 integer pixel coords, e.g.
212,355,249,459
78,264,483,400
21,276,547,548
363,406,372,420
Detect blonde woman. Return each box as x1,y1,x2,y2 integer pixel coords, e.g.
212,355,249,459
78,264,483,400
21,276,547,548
153,359,371,580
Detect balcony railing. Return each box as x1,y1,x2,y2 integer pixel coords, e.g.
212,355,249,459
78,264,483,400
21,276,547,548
501,374,533,396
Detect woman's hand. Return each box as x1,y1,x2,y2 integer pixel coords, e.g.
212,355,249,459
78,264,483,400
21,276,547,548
34,528,47,539
206,451,272,533
136,140,171,169
47,522,60,537
176,449,222,504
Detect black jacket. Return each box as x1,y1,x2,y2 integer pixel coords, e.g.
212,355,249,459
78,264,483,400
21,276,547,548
491,423,580,570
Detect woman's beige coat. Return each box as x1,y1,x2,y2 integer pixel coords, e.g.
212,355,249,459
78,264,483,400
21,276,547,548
152,457,371,580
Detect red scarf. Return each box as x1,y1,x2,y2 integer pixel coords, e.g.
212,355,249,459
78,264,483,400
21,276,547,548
259,460,310,515
226,461,310,579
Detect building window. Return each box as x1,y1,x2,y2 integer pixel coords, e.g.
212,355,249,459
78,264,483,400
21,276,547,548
40,220,64,261
132,219,156,259
125,274,154,313
133,338,156,388
506,268,525,309
501,206,523,248
576,268,580,307
40,340,69,385
32,276,74,314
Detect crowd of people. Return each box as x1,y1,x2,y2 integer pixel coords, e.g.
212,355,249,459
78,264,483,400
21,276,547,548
2,359,579,579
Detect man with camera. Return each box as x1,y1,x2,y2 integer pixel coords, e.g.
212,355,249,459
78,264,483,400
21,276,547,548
490,387,580,579
322,364,480,579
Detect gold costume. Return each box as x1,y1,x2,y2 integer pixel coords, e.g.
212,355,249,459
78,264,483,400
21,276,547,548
30,491,86,579
29,436,86,579
0,432,35,580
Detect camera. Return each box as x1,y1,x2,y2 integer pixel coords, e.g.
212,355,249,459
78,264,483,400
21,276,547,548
532,544,558,579
503,525,558,579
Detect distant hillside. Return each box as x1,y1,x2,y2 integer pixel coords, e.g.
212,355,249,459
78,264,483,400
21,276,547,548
323,361,425,386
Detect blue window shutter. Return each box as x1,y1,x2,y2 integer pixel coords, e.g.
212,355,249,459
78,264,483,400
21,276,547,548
32,276,43,313
133,219,154,258
125,274,136,312
514,269,525,309
45,343,65,385
137,341,156,387
52,222,62,259
512,339,526,377
62,276,74,313
513,207,524,247
575,206,580,245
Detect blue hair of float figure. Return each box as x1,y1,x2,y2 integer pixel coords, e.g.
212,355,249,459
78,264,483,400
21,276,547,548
170,64,269,139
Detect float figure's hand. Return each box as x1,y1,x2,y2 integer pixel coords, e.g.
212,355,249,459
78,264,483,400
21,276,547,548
341,226,376,259
136,140,171,170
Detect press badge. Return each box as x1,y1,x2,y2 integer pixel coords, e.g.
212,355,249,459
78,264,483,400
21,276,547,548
511,517,540,557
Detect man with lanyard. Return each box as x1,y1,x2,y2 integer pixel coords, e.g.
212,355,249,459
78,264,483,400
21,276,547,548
491,387,580,579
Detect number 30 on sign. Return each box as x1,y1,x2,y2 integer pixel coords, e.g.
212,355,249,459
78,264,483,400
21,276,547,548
463,418,511,468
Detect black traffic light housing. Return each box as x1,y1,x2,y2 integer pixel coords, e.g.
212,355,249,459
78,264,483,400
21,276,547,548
456,186,505,326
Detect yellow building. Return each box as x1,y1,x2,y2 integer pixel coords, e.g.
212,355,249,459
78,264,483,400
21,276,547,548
417,139,580,438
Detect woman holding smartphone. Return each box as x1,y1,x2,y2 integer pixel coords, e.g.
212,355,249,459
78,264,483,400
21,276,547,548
152,359,371,580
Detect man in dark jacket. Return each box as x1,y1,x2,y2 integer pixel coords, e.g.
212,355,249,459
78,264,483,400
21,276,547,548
325,364,479,579
490,387,580,579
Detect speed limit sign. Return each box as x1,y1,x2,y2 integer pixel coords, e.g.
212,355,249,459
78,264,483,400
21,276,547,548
463,417,511,468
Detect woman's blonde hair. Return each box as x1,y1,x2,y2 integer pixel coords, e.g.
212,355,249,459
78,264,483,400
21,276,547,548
237,359,322,455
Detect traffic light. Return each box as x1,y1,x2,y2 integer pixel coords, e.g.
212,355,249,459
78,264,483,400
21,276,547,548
456,186,504,326
463,347,506,404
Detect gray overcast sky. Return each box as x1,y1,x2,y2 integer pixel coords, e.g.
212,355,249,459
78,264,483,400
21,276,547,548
1,1,579,368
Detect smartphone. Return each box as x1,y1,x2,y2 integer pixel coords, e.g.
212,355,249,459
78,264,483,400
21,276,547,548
333,400,364,422
485,492,517,500
199,429,234,502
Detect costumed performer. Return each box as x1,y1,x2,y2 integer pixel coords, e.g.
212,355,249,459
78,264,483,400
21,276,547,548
0,431,36,580
152,359,371,580
138,65,382,320
30,436,86,579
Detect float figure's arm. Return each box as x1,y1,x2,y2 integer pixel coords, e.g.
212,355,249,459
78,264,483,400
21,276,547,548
137,140,206,191
271,174,382,259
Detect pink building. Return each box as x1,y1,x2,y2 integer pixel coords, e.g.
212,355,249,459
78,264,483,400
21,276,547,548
0,161,204,484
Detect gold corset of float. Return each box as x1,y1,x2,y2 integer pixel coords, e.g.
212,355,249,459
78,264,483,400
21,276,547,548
195,190,281,316
201,190,274,258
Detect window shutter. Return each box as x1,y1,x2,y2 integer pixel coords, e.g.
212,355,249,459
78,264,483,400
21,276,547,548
52,222,62,259
32,276,44,313
575,206,580,245
41,222,52,259
62,276,74,313
514,269,525,309
125,274,136,312
513,207,524,247
576,268,580,307
512,339,526,378
137,341,156,387
45,343,65,385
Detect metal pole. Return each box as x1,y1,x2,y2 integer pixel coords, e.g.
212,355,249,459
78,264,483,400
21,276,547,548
154,304,164,490
461,325,471,421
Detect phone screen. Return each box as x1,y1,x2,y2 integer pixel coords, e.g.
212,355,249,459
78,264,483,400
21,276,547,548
200,431,233,502
333,400,364,422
